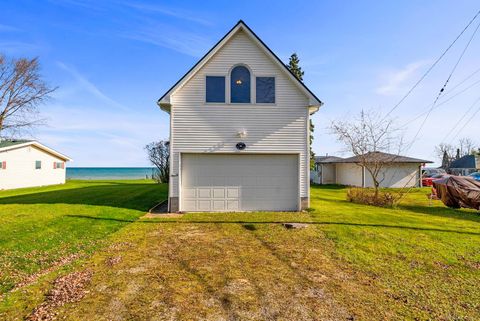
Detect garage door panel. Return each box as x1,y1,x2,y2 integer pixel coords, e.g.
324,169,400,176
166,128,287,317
213,188,225,198
213,200,226,211
198,200,211,211
181,154,298,212
198,188,211,198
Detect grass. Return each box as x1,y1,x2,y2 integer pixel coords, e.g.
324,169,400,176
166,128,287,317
1,182,479,320
0,180,167,298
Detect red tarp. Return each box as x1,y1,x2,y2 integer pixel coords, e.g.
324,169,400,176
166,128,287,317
432,176,480,210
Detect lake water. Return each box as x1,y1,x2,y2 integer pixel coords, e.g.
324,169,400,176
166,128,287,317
66,167,156,180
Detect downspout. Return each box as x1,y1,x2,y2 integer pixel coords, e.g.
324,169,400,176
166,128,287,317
362,165,365,188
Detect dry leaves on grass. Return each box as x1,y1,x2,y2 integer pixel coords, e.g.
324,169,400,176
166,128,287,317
13,253,81,291
105,255,122,267
27,269,93,321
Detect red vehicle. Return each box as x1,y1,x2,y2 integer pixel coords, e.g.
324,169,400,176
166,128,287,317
422,174,445,187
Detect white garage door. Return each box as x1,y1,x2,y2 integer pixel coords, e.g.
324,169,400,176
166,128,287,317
181,154,299,212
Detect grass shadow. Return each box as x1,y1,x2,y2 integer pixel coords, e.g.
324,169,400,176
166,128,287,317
66,215,480,236
0,183,168,212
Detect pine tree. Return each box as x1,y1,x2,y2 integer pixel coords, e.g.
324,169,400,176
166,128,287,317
287,53,315,169
287,53,304,81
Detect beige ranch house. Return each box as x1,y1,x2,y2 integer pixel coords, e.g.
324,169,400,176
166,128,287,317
311,152,432,188
0,140,71,190
158,20,322,212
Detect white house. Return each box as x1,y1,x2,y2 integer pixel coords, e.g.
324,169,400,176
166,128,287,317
0,140,71,190
157,20,322,212
311,152,432,188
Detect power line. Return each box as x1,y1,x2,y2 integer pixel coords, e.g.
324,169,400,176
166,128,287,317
403,17,480,151
442,95,480,142
384,9,480,118
449,99,480,143
403,71,480,125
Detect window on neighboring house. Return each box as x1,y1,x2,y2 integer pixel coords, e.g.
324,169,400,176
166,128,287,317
230,66,250,103
54,162,64,169
0,161,5,170
206,76,225,103
256,77,275,103
35,160,41,169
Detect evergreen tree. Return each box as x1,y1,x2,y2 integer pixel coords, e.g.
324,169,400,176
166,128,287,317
287,53,315,169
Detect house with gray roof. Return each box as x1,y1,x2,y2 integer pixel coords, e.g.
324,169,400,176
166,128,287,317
311,151,432,187
448,154,480,176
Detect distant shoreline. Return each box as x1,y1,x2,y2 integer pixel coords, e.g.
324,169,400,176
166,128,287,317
67,167,156,180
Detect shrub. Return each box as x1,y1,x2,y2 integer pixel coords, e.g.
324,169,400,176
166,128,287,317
346,187,399,207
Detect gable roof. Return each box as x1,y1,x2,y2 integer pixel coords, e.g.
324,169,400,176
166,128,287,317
157,20,323,114
314,156,344,164
0,139,32,149
322,151,432,164
0,140,72,161
449,155,479,169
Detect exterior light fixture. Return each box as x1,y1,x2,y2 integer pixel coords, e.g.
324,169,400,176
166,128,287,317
237,130,247,138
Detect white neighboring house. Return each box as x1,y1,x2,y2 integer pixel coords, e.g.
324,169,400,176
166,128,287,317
312,152,432,188
0,140,72,190
157,20,322,212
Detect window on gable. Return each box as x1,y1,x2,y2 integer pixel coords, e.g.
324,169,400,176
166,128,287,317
35,160,41,169
206,76,225,103
256,77,275,103
231,66,251,103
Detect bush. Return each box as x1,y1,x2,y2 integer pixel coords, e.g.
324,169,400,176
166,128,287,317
346,187,399,207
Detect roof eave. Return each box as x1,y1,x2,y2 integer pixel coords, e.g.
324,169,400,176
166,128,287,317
157,97,171,113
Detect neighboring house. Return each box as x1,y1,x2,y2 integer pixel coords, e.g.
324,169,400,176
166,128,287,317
448,155,480,176
157,20,322,212
312,152,432,188
0,140,71,190
310,156,343,184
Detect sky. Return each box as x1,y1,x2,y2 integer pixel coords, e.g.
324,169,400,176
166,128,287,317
1,0,479,167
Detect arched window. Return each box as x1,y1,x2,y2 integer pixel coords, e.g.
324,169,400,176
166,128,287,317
230,66,250,103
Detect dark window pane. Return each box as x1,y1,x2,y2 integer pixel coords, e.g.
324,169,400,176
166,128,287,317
256,77,275,103
231,66,251,103
35,160,41,169
206,76,225,103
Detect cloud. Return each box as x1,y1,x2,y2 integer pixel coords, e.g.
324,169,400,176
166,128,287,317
122,23,211,57
120,1,212,26
56,62,130,111
0,24,20,32
0,41,42,54
376,60,429,95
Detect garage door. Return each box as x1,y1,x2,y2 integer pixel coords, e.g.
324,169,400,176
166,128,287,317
181,154,299,212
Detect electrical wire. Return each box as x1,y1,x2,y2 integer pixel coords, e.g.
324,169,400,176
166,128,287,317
403,18,480,151
442,95,480,143
448,99,480,143
384,9,480,119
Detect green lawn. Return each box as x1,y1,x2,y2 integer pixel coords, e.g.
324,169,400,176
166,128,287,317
1,182,479,320
0,180,167,301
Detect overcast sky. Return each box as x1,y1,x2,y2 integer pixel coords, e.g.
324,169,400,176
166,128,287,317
1,0,479,167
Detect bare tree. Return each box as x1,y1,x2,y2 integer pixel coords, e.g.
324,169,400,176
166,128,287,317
145,140,169,183
435,138,477,168
330,110,403,198
0,54,56,137
434,143,455,167
459,137,476,156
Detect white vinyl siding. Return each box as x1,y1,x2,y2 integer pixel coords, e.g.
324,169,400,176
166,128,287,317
169,30,310,202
